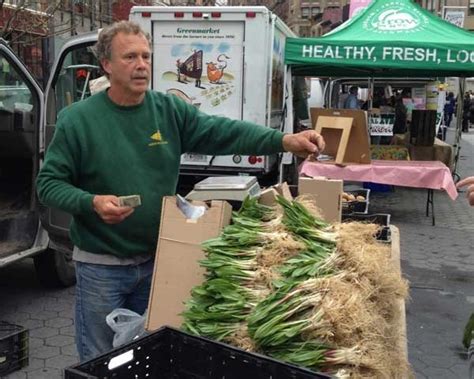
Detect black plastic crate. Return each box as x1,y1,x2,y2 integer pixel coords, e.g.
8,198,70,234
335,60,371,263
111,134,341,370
342,213,390,226
0,321,29,376
65,327,330,379
342,189,370,214
342,213,391,242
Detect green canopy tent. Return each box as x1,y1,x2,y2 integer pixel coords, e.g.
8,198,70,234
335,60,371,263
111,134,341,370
285,0,474,77
282,0,474,178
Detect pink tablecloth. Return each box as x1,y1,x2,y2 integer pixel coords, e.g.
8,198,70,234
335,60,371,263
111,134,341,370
300,160,458,200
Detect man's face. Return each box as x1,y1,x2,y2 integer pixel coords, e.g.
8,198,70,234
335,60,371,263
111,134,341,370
102,32,151,98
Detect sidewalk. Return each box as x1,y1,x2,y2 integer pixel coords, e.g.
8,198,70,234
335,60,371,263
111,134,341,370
1,128,473,379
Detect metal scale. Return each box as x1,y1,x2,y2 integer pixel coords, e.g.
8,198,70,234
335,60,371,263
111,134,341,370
185,176,261,202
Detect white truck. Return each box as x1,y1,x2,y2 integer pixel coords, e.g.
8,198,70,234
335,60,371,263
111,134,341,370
130,6,295,180
0,6,297,286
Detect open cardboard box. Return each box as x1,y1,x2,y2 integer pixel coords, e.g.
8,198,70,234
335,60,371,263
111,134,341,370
258,182,293,206
298,176,343,223
146,196,232,331
310,108,371,165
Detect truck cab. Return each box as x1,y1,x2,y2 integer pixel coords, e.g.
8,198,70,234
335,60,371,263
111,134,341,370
0,33,101,286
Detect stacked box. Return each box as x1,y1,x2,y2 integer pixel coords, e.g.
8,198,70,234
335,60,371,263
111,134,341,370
0,321,29,376
410,110,437,146
342,189,370,214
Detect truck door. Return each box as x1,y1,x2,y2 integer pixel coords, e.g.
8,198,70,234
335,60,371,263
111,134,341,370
0,40,44,263
41,35,100,248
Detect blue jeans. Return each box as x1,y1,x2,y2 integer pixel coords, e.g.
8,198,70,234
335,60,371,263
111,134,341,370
75,259,154,362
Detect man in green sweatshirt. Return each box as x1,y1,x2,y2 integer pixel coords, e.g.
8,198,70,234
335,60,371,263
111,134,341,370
36,20,325,362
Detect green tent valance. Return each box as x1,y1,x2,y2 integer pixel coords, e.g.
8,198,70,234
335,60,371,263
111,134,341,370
285,0,474,77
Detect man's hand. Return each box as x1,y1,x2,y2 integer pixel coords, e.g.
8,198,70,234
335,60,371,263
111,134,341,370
456,176,474,206
282,130,325,159
93,195,134,224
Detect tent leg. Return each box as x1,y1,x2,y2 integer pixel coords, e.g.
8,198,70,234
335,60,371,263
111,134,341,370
452,78,465,182
425,189,435,226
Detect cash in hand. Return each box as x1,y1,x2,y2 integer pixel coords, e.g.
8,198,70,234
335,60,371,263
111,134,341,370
118,195,142,208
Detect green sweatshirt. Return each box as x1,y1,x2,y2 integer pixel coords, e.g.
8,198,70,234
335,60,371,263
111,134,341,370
36,90,285,258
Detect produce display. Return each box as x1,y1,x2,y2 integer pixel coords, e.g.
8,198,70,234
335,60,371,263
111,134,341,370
341,192,365,202
182,195,410,378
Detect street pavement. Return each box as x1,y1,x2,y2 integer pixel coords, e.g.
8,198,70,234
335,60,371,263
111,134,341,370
1,128,474,378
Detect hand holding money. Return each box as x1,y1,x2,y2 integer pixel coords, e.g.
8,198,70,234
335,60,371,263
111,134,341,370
118,195,142,208
92,195,136,224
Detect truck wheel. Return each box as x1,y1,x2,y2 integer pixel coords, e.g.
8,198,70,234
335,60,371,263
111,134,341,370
34,248,76,287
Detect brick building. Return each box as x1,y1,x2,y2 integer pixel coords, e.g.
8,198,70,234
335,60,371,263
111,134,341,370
0,0,167,84
229,0,474,37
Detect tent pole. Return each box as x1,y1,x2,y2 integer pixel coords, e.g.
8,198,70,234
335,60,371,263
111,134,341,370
369,77,374,110
279,66,294,184
452,77,465,182
367,77,374,145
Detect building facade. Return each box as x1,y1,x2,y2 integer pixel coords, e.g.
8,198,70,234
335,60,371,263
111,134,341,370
229,0,474,36
0,0,171,84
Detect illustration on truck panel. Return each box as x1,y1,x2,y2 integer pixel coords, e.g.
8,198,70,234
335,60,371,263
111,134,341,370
153,21,243,120
176,50,204,88
206,54,229,84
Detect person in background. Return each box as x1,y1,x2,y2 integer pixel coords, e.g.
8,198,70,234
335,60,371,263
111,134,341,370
444,92,456,128
36,20,325,362
343,86,360,109
469,95,474,129
393,94,408,135
462,92,471,133
455,177,474,354
401,89,414,123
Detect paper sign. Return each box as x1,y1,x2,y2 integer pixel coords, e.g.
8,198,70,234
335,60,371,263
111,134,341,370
443,9,465,28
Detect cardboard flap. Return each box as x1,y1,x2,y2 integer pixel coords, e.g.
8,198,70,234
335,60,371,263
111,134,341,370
311,108,371,164
274,182,293,200
160,197,230,244
259,188,279,206
258,182,293,206
315,116,353,165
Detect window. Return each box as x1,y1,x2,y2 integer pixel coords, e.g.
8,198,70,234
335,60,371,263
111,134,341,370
299,26,311,37
0,57,34,113
301,7,310,18
311,7,321,16
54,44,103,112
60,0,72,11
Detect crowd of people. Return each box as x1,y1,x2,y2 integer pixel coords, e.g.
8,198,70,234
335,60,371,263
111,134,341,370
341,85,474,140
342,86,412,145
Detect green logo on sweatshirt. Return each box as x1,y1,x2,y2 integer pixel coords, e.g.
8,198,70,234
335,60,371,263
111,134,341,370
149,131,168,146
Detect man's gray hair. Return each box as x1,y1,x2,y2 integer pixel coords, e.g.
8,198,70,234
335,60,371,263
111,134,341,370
95,20,151,62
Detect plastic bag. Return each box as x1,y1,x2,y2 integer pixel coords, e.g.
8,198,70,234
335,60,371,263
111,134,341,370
106,308,147,348
176,194,206,220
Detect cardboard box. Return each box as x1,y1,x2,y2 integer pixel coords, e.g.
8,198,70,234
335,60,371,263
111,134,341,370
258,188,279,206
146,196,232,331
298,177,343,223
258,182,293,206
310,108,371,165
274,182,293,201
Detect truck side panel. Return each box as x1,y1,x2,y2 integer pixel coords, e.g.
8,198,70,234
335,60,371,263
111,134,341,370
131,7,291,176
